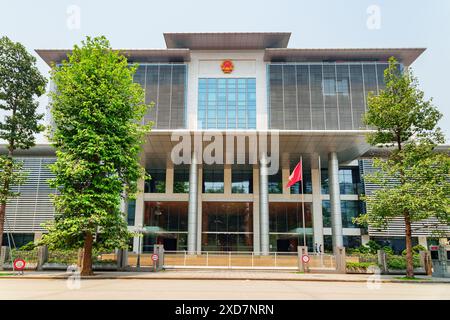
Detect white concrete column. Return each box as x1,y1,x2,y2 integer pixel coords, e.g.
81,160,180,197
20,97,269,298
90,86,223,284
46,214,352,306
253,165,260,254
196,166,203,254
187,151,198,254
418,236,428,249
361,235,370,246
34,232,43,242
310,154,324,250
132,177,145,253
166,160,174,194
328,152,343,253
259,153,270,255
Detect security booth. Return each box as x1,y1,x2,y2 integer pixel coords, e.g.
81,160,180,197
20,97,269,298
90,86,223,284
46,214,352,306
429,245,450,278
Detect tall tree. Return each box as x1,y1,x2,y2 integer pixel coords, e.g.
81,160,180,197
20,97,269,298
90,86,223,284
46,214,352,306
360,57,450,278
0,36,46,250
41,36,151,275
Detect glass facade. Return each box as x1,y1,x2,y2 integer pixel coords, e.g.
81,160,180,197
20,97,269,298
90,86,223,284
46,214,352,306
127,200,136,226
145,168,166,193
231,165,253,194
289,158,312,194
324,235,362,252
268,169,283,194
321,167,361,195
143,201,188,252
268,62,392,130
269,202,313,233
173,165,189,193
202,202,253,251
203,165,224,193
2,233,34,248
269,202,313,252
198,78,256,129
322,200,363,228
133,64,187,129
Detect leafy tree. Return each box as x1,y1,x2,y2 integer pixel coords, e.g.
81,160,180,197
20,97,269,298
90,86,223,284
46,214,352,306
41,36,151,275
357,57,450,278
0,36,46,250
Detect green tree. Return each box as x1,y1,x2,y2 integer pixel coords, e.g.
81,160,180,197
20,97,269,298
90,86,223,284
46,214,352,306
358,57,450,278
0,36,46,250
41,36,151,275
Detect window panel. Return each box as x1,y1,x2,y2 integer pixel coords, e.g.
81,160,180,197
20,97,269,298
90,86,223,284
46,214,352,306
198,78,255,129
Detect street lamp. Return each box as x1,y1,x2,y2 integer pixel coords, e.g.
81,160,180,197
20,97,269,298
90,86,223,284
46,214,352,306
135,224,145,269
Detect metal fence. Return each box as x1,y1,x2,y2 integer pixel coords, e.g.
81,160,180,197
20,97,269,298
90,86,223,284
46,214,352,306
152,251,336,270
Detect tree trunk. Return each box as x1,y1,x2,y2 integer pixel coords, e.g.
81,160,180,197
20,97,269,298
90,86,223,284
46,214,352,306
80,232,93,276
0,203,6,255
0,146,14,253
404,210,415,278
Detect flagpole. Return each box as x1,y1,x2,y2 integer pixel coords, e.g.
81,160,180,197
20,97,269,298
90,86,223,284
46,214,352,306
300,155,306,250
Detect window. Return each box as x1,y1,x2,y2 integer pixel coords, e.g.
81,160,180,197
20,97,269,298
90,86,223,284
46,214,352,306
144,201,188,232
336,79,349,95
322,78,336,96
145,168,166,193
323,78,349,96
203,165,224,193
338,168,361,195
1,233,34,249
127,200,136,226
322,200,362,228
268,170,282,194
321,167,361,195
290,164,312,194
202,202,253,251
232,165,253,194
269,202,312,233
198,78,256,129
173,165,189,193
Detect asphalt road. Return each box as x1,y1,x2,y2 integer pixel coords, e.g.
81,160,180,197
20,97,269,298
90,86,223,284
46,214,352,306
0,279,449,299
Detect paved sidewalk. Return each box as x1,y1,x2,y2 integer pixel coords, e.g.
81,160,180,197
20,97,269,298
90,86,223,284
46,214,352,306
1,269,449,283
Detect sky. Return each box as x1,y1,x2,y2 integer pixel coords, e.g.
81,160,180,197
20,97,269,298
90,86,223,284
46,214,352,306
1,0,449,142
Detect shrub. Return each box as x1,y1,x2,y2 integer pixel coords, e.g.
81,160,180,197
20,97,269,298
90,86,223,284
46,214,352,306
366,240,381,254
382,246,394,255
401,244,427,256
19,241,36,251
387,255,422,269
346,262,378,269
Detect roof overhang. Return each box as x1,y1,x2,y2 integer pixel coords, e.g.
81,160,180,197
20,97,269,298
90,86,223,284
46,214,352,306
35,49,191,66
264,48,426,66
0,144,55,157
360,144,450,159
164,32,291,50
143,130,372,168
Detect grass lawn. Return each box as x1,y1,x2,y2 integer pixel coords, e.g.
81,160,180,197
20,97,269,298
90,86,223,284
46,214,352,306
394,276,431,281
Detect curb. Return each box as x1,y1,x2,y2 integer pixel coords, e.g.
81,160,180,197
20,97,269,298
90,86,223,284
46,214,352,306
0,275,447,284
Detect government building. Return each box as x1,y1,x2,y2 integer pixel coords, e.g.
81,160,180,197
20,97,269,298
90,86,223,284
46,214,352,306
2,32,449,255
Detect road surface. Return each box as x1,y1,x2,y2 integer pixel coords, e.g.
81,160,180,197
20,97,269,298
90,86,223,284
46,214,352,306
0,279,448,299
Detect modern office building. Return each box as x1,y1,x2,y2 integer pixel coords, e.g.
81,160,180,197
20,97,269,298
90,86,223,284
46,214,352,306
2,32,449,254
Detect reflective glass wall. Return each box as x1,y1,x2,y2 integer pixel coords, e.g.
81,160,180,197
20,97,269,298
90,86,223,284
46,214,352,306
198,78,256,129
268,62,392,130
322,200,363,228
269,202,313,252
321,167,362,195
143,201,188,252
202,202,253,251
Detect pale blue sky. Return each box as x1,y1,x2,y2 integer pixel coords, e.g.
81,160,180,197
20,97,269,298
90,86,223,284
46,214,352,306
1,0,449,141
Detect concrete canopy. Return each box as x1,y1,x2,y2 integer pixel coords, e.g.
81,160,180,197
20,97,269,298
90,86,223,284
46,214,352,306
142,130,372,168
164,32,291,50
